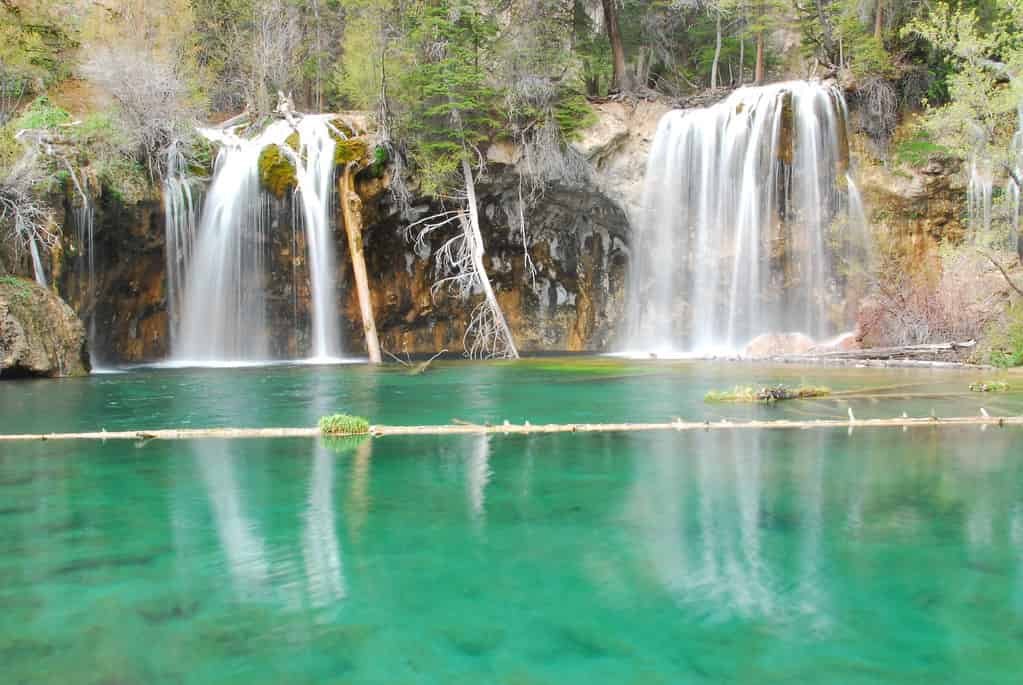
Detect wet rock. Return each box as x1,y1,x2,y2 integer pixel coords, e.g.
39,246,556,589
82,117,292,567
0,277,90,378
743,332,816,358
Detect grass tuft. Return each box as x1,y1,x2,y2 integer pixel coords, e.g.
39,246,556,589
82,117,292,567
705,385,831,403
318,414,370,435
969,380,1010,392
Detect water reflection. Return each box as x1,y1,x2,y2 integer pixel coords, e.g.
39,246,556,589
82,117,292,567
195,444,270,599
302,445,346,608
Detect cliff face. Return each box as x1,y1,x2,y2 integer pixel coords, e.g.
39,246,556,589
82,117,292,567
0,277,90,378
55,156,633,362
47,100,974,363
353,174,630,356
58,195,167,363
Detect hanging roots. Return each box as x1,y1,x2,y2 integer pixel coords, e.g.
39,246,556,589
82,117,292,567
854,77,897,150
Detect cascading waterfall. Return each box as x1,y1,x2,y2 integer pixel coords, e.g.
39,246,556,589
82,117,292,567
626,81,869,355
28,239,46,287
968,104,1022,239
66,165,97,344
164,142,200,344
172,115,342,362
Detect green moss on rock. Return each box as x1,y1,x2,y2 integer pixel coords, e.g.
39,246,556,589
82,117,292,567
258,144,298,198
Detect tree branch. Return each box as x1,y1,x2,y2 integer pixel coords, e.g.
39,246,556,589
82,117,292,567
978,249,1023,297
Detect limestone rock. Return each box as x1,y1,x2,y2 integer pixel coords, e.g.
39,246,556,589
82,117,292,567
571,99,671,219
1,277,90,378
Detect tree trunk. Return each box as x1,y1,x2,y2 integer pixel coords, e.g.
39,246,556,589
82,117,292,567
461,158,518,359
739,34,745,85
815,0,835,57
601,0,629,93
340,163,382,363
755,31,765,83
874,0,884,41
711,11,722,89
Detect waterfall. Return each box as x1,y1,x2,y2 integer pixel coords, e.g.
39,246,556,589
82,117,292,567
172,116,342,363
28,238,46,287
164,142,200,345
626,81,868,355
67,165,97,345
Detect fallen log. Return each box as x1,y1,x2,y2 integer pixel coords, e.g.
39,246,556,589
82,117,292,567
1,414,1021,442
780,340,977,361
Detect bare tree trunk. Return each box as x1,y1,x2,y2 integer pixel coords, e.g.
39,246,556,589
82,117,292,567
340,163,381,363
739,34,745,85
874,0,884,41
462,158,518,359
601,0,629,93
711,10,722,89
755,31,765,83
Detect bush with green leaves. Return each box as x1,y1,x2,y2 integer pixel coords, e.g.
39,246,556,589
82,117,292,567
987,302,1023,368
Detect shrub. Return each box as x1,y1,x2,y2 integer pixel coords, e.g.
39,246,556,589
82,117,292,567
318,414,370,435
987,302,1023,368
12,96,70,130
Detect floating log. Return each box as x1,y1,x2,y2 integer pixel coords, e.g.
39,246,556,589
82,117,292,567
1,415,1021,442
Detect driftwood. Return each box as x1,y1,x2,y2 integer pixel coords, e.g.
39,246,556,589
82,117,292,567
410,349,446,375
1,414,1021,442
777,340,977,363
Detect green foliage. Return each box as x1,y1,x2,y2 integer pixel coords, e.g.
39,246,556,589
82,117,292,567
12,96,70,130
69,112,149,203
894,127,950,166
987,302,1023,368
905,0,1023,169
370,144,389,176
705,385,832,403
553,92,598,142
318,413,371,435
399,0,502,194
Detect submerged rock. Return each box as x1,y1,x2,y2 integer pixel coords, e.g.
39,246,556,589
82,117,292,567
0,277,90,378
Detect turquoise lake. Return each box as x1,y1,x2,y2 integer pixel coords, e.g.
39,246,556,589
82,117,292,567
1,359,1022,683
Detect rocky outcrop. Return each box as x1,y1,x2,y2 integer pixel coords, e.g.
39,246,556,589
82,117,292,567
58,197,167,363
352,173,630,355
0,277,90,378
570,99,670,220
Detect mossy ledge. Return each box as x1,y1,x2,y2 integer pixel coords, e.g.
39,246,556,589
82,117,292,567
257,121,367,197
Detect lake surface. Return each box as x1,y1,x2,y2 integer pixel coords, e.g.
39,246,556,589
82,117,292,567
1,359,1021,683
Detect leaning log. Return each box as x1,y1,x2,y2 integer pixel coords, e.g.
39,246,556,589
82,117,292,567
340,162,382,363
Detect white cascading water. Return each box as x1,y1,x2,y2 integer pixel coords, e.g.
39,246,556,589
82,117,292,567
66,165,97,344
164,142,200,345
172,115,342,362
968,104,1022,240
626,81,869,355
28,239,46,287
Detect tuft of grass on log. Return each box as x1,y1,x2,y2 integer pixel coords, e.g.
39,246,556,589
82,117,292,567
970,380,1010,392
705,385,831,403
318,414,370,435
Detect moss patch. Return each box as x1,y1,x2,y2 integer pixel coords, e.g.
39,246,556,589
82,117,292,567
969,380,1010,392
258,144,298,198
705,385,831,403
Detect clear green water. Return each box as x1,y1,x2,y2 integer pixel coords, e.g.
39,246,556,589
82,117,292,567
1,360,1022,683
